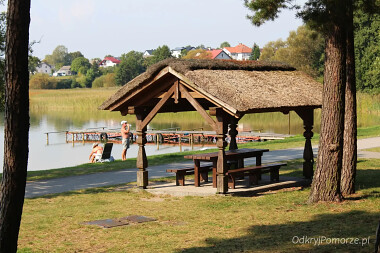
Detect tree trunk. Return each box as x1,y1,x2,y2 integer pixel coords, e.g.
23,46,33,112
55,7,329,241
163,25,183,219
309,5,346,203
0,1,31,252
341,0,357,196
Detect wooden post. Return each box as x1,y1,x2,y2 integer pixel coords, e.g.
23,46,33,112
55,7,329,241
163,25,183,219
156,134,160,150
46,133,49,145
296,109,314,179
136,112,148,189
228,117,240,170
215,108,228,194
190,133,194,150
179,134,182,152
228,117,238,150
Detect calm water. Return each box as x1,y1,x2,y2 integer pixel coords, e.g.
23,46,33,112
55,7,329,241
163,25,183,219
1,103,379,172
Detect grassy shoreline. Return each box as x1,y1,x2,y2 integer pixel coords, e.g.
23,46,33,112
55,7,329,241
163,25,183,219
1,125,372,181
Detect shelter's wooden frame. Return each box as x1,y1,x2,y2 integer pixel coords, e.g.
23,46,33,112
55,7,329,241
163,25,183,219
105,68,317,193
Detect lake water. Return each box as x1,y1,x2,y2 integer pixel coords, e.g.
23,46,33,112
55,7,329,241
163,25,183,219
1,102,379,173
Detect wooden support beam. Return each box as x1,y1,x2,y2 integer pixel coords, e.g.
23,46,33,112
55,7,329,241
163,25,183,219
174,80,179,104
136,112,149,189
295,108,314,179
140,84,176,130
179,84,217,131
215,107,228,194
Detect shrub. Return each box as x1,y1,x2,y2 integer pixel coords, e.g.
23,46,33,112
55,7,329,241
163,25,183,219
92,75,105,88
29,73,57,89
103,73,116,87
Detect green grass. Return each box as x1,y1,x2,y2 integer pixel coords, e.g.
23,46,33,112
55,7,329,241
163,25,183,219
364,147,380,152
17,158,380,253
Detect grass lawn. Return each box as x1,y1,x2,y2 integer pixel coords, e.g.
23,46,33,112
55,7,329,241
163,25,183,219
364,147,380,152
17,158,380,253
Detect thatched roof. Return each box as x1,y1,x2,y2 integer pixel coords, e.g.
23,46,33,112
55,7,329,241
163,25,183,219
99,59,322,116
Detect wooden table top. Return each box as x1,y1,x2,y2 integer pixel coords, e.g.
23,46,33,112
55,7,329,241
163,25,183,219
184,148,269,161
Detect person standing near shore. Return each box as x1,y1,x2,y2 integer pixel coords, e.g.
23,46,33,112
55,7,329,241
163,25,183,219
121,120,130,161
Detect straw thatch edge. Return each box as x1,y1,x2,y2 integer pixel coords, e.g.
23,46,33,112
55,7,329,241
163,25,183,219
98,59,296,110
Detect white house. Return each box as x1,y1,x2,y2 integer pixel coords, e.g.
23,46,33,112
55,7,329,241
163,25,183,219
99,57,121,67
35,62,53,75
53,66,72,76
171,46,195,58
143,49,155,58
223,43,252,60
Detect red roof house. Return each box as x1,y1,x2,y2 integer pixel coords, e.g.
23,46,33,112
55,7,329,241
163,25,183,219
223,43,252,60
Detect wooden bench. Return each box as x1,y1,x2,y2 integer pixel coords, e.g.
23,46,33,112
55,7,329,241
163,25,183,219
226,163,287,189
166,166,212,186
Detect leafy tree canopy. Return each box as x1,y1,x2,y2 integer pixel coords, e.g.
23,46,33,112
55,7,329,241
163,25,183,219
115,51,145,86
71,57,91,75
260,25,324,78
220,41,231,48
144,45,172,67
249,43,260,60
67,51,84,64
182,49,211,59
44,45,70,69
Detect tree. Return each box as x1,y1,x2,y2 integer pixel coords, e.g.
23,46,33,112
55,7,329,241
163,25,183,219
354,0,380,91
66,51,84,65
71,57,91,75
220,41,231,48
341,0,357,196
250,43,260,60
0,11,6,110
245,0,349,202
28,55,40,74
0,0,31,252
115,51,145,86
144,45,172,67
267,25,324,78
259,39,286,61
44,45,69,70
182,49,212,59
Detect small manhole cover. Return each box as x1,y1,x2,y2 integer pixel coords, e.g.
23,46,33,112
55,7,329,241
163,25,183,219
83,215,156,228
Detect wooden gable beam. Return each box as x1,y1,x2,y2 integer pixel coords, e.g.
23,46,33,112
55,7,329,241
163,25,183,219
179,83,217,131
168,67,239,117
139,84,177,130
108,67,170,111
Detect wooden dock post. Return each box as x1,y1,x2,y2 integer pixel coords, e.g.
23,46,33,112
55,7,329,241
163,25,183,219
190,133,194,150
46,133,49,145
178,134,182,152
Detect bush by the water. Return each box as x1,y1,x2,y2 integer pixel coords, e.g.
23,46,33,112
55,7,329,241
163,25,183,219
92,73,116,88
29,73,72,89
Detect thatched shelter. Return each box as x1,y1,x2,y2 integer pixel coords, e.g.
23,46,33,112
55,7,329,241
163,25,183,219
99,59,322,193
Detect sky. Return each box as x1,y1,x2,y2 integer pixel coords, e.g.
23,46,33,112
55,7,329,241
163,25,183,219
3,0,307,60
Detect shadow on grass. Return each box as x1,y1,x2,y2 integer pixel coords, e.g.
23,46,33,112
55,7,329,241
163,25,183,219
177,211,379,253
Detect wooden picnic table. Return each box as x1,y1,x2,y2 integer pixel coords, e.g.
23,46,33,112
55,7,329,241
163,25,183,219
184,148,269,187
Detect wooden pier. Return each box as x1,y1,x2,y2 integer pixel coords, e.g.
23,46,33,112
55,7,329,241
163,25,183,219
45,127,292,146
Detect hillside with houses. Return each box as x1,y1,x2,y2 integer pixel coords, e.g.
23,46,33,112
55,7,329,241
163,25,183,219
30,42,261,89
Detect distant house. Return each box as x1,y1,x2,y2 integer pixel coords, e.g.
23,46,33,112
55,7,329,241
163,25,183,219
171,46,195,58
99,57,121,67
207,49,232,60
223,43,252,60
143,49,155,58
53,66,72,76
35,62,53,74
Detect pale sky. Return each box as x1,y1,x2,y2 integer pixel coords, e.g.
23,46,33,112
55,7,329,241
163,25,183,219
4,0,307,60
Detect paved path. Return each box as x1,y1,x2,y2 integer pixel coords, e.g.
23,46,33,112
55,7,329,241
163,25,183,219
25,137,380,198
